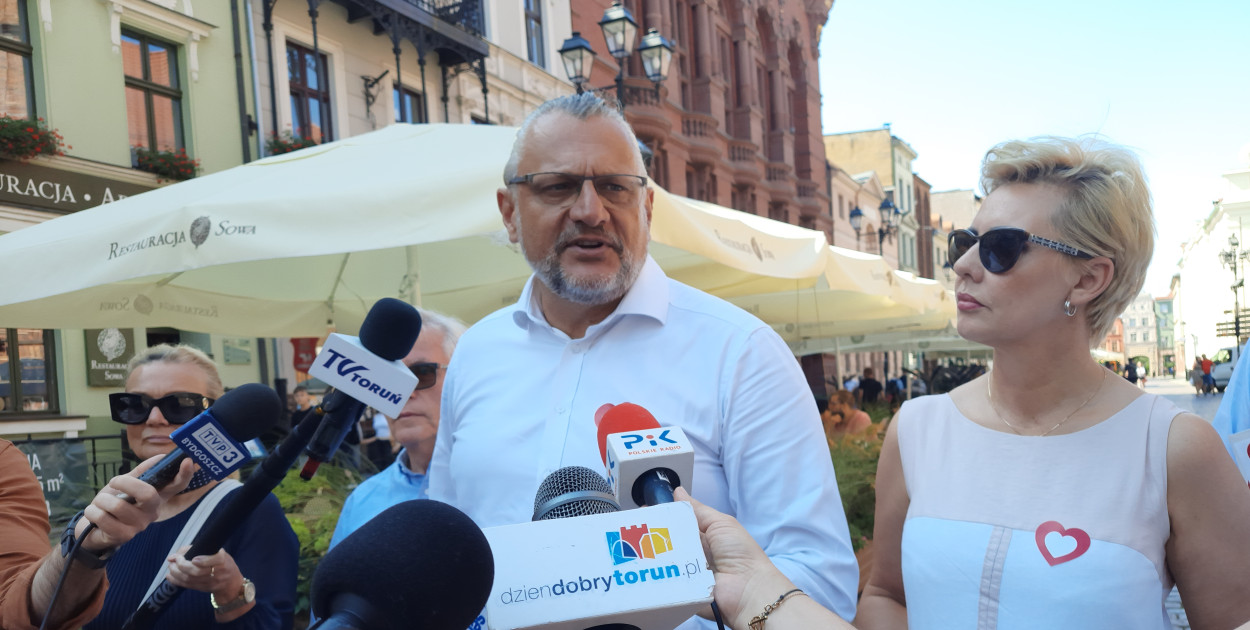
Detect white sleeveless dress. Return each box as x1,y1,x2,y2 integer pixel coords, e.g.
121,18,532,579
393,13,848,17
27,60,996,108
896,393,1180,629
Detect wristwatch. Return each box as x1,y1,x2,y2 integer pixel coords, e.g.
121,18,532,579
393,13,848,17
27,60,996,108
211,578,256,615
60,510,113,570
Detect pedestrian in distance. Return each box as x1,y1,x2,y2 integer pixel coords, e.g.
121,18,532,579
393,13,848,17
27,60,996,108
856,136,1250,629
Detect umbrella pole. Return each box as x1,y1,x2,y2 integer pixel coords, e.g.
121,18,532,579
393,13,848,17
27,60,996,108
403,245,423,307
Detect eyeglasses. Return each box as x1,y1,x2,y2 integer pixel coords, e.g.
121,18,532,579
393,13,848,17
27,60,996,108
948,227,1095,274
506,172,647,208
108,392,215,425
408,362,448,390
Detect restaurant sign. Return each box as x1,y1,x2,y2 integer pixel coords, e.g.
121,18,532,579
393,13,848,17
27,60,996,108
0,159,154,213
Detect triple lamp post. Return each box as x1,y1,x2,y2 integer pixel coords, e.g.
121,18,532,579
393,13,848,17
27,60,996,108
557,1,673,110
848,198,909,256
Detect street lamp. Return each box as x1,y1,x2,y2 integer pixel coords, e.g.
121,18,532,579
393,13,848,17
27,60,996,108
848,197,910,257
557,2,673,109
1220,233,1246,341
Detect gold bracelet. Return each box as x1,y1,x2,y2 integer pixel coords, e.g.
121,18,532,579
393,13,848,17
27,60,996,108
748,588,805,630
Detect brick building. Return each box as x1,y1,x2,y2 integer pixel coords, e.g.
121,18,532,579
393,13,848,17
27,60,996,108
569,0,835,236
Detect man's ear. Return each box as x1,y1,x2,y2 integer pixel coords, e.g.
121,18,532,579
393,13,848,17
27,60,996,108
1070,256,1115,306
498,187,519,244
643,187,654,234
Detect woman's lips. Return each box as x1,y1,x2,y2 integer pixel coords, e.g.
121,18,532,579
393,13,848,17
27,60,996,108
956,293,984,310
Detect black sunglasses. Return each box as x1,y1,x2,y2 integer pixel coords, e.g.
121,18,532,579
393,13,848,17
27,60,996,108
408,362,447,391
109,392,215,425
948,227,1095,274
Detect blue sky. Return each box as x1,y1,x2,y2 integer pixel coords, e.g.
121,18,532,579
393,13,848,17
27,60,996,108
818,0,1250,296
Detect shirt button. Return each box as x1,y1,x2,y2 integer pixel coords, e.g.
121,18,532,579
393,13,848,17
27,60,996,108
570,344,583,354
556,406,566,414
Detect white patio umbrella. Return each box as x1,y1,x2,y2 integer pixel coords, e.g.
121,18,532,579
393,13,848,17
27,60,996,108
0,123,871,336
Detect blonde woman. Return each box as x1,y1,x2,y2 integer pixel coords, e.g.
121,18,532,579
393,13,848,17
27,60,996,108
857,138,1250,629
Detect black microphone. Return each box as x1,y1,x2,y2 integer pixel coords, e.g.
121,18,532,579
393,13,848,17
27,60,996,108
532,465,621,521
129,383,280,495
309,500,495,630
301,298,421,479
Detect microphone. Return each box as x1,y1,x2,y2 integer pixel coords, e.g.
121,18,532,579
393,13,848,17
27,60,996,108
597,403,695,509
302,298,421,479
481,466,714,630
532,465,621,521
132,383,281,494
309,500,495,630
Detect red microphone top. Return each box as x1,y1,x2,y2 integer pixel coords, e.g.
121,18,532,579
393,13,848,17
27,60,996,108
596,402,660,464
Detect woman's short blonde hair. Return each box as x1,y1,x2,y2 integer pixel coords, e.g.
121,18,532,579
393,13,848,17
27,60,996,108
126,344,225,398
980,136,1154,343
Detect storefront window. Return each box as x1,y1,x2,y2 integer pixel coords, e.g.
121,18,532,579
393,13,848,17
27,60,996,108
0,328,58,414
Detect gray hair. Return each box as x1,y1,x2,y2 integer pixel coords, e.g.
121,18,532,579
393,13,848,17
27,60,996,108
502,93,643,184
418,308,467,358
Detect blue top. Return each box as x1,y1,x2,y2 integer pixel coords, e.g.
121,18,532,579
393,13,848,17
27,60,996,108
329,448,429,550
84,491,298,630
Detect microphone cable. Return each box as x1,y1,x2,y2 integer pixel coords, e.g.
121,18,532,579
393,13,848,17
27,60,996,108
711,601,726,630
38,520,98,630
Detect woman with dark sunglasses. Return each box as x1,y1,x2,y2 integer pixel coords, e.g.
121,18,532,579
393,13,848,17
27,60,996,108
85,345,297,630
856,138,1250,629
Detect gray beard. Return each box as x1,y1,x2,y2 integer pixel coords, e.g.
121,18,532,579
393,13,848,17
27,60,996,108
517,219,645,306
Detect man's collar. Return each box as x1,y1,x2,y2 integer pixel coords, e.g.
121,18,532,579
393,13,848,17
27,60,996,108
510,255,669,333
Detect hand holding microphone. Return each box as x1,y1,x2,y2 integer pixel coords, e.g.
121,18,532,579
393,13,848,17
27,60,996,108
74,455,196,555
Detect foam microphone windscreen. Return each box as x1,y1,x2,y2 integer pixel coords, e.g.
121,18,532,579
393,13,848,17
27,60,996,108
532,465,621,521
210,382,283,441
358,297,422,361
310,500,494,630
596,403,660,464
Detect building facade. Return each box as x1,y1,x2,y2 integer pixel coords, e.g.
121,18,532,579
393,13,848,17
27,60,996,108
569,0,835,233
1123,292,1159,375
1154,295,1175,377
1173,150,1250,367
0,0,266,438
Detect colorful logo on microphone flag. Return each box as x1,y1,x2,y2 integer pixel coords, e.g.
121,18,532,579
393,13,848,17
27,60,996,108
606,524,674,565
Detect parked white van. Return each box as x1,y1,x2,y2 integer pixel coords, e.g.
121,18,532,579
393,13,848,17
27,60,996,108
1211,345,1242,393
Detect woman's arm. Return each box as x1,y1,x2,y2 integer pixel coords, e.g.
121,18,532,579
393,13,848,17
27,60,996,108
1164,412,1250,629
675,488,852,630
853,415,910,629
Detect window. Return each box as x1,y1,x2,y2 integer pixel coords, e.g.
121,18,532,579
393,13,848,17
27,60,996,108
1129,318,1136,327
0,328,57,414
394,86,425,123
524,0,545,68
287,41,332,142
1143,332,1149,342
0,0,33,117
1130,333,1137,342
122,30,183,152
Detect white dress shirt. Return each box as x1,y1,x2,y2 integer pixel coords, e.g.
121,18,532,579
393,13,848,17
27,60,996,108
429,256,859,624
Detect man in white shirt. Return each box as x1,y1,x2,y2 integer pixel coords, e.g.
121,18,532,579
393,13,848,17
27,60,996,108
428,93,858,625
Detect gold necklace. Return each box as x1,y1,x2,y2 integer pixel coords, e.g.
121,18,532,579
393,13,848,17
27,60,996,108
986,368,1108,436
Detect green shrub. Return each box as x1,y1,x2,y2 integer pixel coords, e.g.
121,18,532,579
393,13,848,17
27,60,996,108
273,463,364,627
829,428,883,551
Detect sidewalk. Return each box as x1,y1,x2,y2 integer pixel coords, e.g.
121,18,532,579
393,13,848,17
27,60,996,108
1145,377,1218,630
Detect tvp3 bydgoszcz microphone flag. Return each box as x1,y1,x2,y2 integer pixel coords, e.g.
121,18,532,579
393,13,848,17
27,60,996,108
138,383,281,490
482,466,714,630
598,403,696,510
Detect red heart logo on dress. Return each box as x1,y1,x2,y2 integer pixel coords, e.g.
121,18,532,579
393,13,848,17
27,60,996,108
1035,520,1091,566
